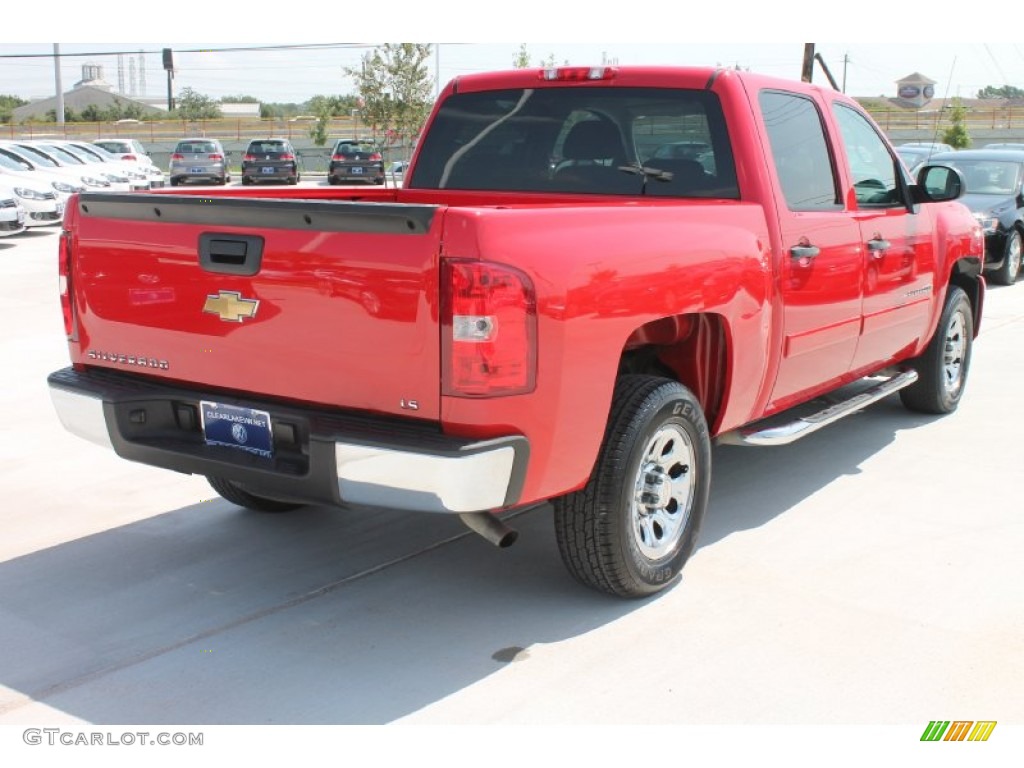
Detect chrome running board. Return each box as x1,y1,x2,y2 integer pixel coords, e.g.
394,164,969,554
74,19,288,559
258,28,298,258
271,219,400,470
716,370,919,447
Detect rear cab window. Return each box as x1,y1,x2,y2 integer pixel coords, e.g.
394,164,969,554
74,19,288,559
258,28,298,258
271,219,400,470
409,86,738,197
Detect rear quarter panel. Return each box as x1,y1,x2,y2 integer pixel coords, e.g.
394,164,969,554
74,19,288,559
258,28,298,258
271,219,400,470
435,200,774,505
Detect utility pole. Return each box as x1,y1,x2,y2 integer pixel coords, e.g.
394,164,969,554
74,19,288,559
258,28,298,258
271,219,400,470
801,44,815,83
53,44,64,126
842,53,849,93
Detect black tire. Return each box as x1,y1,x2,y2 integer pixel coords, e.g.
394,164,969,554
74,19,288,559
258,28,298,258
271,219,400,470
169,177,179,187
207,476,304,513
553,375,711,598
327,176,338,186
241,176,252,186
991,229,1021,286
899,285,974,414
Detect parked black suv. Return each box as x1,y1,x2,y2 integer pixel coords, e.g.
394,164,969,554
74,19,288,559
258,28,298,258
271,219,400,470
241,138,301,185
328,139,384,185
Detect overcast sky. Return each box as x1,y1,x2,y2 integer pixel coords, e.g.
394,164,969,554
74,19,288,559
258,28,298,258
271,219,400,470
3,8,1021,105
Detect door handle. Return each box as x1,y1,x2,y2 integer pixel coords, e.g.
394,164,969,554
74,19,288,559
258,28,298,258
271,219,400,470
790,244,820,259
867,238,891,253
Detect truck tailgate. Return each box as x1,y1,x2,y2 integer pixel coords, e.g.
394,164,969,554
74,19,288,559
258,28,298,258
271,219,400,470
70,193,444,420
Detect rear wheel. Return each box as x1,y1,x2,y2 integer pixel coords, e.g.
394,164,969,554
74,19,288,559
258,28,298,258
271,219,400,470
553,375,711,598
207,476,304,513
899,285,974,414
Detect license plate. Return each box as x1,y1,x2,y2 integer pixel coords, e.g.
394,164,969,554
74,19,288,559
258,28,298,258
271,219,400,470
201,401,273,458
351,166,363,174
190,167,204,174
17,210,24,224
56,201,65,215
261,167,275,174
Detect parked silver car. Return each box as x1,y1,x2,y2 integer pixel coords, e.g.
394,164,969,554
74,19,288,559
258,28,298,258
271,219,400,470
169,138,230,186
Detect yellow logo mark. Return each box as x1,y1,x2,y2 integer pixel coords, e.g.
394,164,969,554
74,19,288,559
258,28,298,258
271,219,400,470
203,291,259,322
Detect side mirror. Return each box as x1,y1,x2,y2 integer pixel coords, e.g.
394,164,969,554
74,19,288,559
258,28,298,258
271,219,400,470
912,164,965,203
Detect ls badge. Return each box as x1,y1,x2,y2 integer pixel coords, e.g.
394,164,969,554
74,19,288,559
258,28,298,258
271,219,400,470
203,290,259,322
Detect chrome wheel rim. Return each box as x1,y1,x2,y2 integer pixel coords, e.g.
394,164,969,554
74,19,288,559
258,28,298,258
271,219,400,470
1009,234,1022,277
943,309,967,395
631,424,695,560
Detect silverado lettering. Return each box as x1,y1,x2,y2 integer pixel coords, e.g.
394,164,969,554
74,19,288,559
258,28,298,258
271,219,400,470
49,65,983,598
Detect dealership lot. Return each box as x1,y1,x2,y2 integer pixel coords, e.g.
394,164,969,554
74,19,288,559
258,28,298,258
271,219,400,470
0,223,1021,733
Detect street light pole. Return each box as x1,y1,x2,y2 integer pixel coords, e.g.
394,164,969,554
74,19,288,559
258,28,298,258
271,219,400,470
53,44,64,127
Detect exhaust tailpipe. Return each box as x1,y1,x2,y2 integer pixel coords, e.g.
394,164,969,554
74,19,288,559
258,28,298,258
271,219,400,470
459,512,518,548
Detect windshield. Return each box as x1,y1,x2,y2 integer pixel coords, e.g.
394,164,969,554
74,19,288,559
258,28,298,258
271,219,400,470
95,141,130,153
0,151,31,171
410,86,738,197
7,145,58,167
71,143,111,161
176,141,218,154
35,144,86,165
941,159,1021,195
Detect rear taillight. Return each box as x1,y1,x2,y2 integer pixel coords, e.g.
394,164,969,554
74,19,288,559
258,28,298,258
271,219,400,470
208,153,224,161
369,152,382,161
280,153,295,161
441,260,536,397
243,154,256,162
59,227,76,339
171,153,184,161
124,154,137,161
332,153,347,161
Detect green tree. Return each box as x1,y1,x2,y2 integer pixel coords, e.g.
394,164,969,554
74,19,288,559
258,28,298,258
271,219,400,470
941,98,971,149
344,44,434,157
45,107,78,122
174,87,222,120
220,94,260,103
80,104,104,122
309,104,330,146
512,45,558,69
976,85,1024,100
513,44,531,69
0,94,27,124
305,94,359,117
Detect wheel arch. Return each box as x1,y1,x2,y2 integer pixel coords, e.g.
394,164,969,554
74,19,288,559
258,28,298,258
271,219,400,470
617,312,731,432
949,257,985,337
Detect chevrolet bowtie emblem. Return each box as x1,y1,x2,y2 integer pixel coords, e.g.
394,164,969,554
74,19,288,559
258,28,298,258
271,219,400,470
203,290,259,322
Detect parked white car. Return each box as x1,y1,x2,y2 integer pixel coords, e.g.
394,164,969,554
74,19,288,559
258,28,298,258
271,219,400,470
0,185,27,237
0,169,64,227
0,141,113,192
19,141,143,192
62,140,163,189
92,138,151,163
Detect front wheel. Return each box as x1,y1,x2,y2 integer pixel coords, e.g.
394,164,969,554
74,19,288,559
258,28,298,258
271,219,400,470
899,285,974,414
553,376,711,598
992,229,1021,286
207,476,305,513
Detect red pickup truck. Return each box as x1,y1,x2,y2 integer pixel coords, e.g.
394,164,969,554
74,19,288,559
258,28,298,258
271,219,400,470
48,66,983,598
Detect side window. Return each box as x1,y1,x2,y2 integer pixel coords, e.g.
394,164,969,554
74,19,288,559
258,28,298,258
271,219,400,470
832,103,900,207
759,90,839,211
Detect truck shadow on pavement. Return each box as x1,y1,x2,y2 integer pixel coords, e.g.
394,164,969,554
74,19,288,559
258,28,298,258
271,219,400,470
0,394,936,725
